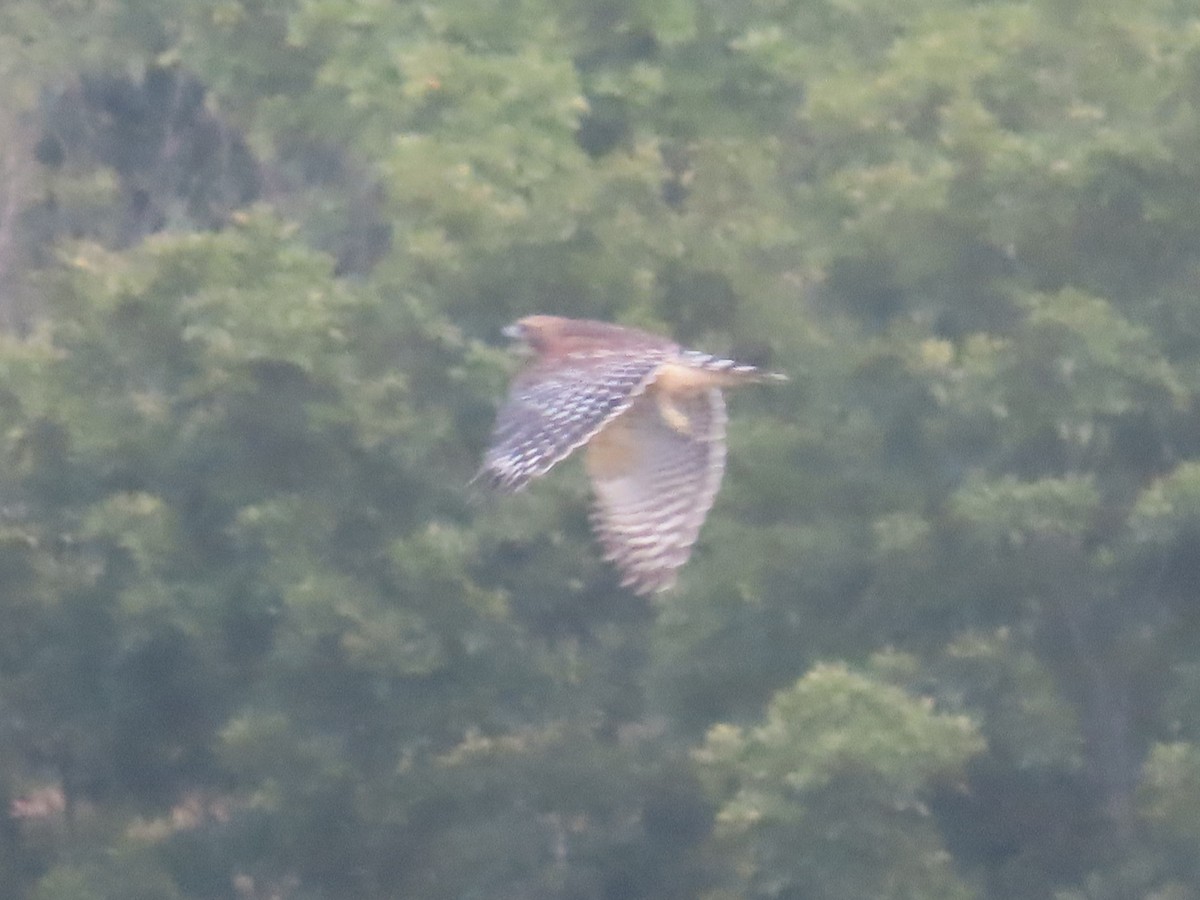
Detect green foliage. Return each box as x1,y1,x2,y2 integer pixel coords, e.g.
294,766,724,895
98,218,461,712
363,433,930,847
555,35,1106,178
6,0,1200,897
1142,742,1200,843
696,662,983,899
950,474,1101,546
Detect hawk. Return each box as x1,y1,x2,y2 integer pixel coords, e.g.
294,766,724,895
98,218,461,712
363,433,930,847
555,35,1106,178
479,315,784,594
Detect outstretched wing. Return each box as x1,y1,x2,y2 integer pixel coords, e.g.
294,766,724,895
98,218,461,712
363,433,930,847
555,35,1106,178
479,350,670,491
584,386,727,594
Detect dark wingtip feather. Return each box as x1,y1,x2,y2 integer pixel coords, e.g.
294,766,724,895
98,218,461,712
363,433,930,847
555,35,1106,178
469,464,529,494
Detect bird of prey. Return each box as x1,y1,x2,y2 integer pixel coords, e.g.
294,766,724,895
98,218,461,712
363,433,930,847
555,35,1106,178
479,315,784,595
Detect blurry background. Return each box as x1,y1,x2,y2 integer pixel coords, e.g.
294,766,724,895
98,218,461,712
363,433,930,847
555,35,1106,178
2,0,1200,897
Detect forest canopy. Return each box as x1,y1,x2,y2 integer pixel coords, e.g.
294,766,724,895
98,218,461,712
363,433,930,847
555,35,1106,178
4,0,1200,897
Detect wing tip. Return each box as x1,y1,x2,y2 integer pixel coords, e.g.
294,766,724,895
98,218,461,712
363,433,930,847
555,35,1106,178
592,521,691,596
470,463,531,493
619,566,679,596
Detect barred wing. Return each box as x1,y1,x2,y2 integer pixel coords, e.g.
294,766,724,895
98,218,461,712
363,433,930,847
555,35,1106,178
479,351,669,491
584,386,727,594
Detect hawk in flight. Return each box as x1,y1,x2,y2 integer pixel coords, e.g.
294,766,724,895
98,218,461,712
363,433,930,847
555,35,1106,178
479,315,784,594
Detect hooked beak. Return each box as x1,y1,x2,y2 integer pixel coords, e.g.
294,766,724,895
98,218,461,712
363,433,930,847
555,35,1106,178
501,323,523,340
